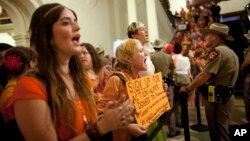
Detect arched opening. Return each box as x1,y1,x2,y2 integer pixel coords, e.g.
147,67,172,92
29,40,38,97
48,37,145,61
0,0,42,47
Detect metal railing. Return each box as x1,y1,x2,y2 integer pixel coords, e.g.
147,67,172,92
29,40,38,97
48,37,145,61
0,17,12,24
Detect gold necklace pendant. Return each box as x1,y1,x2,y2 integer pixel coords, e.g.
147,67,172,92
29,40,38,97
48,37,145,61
83,114,89,129
77,100,89,129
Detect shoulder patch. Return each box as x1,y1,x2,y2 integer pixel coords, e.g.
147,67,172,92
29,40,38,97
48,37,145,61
207,51,219,62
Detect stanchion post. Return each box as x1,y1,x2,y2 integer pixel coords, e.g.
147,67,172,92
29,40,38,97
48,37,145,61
190,91,208,131
180,92,190,141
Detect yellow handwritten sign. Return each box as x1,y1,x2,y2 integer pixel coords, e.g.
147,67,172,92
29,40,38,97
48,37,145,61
126,72,170,127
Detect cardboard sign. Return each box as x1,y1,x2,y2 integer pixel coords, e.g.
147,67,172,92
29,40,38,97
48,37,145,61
126,72,170,127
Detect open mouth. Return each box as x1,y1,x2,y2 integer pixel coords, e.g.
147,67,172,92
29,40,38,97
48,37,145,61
72,34,80,46
144,58,147,64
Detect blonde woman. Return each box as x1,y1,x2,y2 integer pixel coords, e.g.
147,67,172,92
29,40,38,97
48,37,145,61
97,39,148,141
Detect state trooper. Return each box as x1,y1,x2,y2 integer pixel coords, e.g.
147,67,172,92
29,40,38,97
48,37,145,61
180,23,239,141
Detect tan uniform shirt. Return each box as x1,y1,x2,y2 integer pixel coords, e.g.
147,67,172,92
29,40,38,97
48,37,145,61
203,45,239,86
150,51,175,77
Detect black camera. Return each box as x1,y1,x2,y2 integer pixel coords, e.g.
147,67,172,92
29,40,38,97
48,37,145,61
162,77,168,84
162,76,175,86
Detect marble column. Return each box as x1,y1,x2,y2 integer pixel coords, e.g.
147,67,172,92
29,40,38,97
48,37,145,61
146,0,159,42
127,0,137,24
13,34,30,47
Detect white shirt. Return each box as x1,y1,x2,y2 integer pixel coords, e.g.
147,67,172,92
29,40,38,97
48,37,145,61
139,56,155,76
143,42,155,54
172,54,190,75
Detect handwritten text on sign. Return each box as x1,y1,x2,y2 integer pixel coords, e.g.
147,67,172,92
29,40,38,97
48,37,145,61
126,72,170,127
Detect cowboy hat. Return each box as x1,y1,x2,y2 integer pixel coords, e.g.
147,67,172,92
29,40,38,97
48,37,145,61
200,23,234,41
152,39,165,49
244,30,250,40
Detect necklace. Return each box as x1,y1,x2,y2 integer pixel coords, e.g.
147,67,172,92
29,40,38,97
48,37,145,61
77,100,89,130
60,71,89,129
60,74,79,101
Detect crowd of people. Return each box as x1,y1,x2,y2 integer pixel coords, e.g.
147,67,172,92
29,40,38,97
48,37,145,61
0,2,249,141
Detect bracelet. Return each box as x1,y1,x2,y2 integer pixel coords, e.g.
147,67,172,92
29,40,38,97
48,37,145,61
86,123,103,141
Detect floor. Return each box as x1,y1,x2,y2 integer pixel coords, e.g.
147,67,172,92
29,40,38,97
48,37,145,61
162,96,248,141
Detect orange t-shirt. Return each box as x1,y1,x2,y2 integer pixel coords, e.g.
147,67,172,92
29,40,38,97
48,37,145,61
88,77,95,90
97,71,138,141
4,76,94,141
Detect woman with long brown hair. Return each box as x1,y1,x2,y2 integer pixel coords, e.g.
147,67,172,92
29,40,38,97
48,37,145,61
3,3,134,141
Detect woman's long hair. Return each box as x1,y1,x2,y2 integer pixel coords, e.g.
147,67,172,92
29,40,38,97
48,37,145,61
81,43,104,74
29,3,96,137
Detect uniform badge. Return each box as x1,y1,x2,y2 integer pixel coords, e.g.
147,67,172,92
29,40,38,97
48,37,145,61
207,51,219,61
